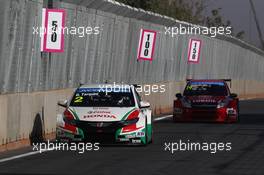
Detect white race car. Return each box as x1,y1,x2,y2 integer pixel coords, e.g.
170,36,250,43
56,84,153,145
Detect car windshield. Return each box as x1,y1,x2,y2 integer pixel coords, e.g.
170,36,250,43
70,88,135,107
183,81,228,96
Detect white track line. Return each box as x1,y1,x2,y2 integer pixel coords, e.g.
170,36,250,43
0,149,53,163
154,115,173,121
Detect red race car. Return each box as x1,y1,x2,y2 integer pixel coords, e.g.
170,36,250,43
173,79,239,123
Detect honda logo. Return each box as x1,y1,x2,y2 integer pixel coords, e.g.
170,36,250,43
96,122,104,128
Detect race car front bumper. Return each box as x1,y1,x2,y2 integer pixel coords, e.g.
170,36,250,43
173,107,238,123
56,117,147,144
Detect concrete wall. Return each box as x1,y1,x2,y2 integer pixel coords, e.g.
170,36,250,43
0,89,72,145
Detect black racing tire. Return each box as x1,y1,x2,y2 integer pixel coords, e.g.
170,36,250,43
173,115,178,123
149,115,153,144
236,100,240,123
144,118,149,145
55,129,61,142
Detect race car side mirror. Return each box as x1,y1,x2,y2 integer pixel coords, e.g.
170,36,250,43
230,93,238,98
140,101,150,108
57,100,68,108
175,93,182,99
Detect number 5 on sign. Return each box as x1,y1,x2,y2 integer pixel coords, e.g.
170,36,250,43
43,9,65,52
187,39,202,63
137,29,157,61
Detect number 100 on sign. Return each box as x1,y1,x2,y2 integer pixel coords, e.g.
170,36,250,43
137,29,157,61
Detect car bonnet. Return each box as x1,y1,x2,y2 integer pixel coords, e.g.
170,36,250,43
67,106,138,122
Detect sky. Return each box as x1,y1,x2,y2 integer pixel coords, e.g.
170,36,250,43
205,0,264,48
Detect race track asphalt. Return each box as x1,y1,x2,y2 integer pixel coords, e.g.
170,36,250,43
0,99,264,175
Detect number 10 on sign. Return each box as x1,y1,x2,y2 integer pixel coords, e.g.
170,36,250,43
137,29,157,61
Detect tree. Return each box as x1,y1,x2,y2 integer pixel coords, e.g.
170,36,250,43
116,0,206,24
205,8,245,39
116,0,151,10
116,0,245,39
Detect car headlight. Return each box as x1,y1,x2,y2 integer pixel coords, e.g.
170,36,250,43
63,110,77,126
63,117,77,126
217,99,229,108
122,110,140,133
122,110,140,125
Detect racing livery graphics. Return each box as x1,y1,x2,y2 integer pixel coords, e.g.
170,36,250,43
56,84,153,145
173,79,239,123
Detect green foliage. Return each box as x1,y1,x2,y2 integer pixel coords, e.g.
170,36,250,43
116,0,206,24
117,0,152,10
206,8,245,39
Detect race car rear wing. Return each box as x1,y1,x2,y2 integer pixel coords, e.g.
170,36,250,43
186,78,231,81
133,84,142,89
223,79,232,88
186,79,232,88
222,79,231,82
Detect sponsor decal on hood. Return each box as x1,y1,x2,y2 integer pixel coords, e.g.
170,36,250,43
187,96,225,103
69,107,136,122
83,111,117,119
